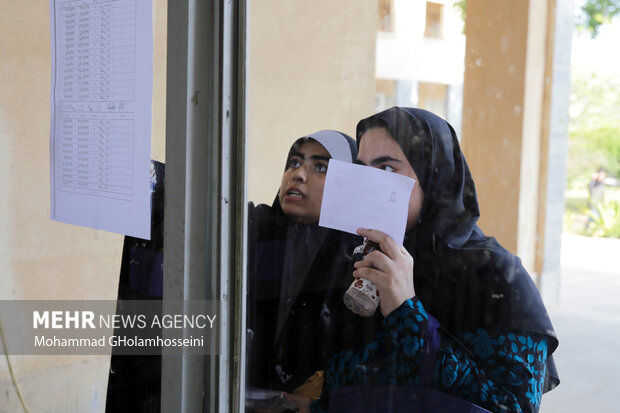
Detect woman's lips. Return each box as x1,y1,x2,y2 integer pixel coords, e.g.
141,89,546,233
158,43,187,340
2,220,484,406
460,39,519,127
284,188,305,202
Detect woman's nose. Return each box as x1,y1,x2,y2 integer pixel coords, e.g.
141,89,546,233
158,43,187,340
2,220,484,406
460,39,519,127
291,166,307,182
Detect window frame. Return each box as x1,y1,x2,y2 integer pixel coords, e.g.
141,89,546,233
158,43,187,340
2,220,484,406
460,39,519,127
424,1,445,39
162,1,247,411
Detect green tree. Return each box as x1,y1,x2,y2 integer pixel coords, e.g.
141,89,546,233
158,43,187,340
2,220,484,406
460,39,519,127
453,0,466,23
578,0,620,38
567,69,620,189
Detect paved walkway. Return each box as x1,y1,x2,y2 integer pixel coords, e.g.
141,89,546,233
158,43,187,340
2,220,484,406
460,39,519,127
542,234,620,413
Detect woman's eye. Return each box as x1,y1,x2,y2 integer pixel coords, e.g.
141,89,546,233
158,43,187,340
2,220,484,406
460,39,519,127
315,163,328,173
289,158,302,168
382,164,395,172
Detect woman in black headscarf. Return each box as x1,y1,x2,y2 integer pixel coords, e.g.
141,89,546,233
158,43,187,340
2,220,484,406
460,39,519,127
319,108,559,413
247,130,359,403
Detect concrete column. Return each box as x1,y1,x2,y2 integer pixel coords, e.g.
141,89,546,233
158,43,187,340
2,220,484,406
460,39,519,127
538,0,573,304
461,0,569,286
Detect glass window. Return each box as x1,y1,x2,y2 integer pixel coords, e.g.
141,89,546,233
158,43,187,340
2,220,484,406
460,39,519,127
243,2,492,412
1,0,590,411
424,2,444,39
375,78,397,111
241,0,577,411
418,81,448,119
1,2,168,411
378,0,394,32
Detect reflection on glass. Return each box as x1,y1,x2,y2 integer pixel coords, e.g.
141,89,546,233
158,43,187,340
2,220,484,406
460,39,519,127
378,0,394,33
246,131,358,410
375,0,464,134
424,1,444,38
319,108,558,412
418,81,448,119
245,1,559,412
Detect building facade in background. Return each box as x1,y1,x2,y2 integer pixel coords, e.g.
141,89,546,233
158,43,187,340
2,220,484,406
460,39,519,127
375,0,465,135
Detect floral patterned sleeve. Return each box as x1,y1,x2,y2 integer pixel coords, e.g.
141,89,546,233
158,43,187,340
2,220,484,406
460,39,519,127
323,297,549,413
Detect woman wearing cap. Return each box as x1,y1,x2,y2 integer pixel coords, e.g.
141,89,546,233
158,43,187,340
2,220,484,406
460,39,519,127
315,108,559,413
246,130,359,403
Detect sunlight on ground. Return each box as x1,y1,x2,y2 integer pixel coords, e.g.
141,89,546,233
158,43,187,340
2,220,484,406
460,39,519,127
542,234,620,413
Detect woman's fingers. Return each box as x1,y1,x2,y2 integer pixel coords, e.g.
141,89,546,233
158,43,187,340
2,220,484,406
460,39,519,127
353,266,385,288
353,250,391,272
357,228,401,259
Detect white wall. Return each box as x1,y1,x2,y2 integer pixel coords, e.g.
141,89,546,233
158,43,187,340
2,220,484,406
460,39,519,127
375,0,466,85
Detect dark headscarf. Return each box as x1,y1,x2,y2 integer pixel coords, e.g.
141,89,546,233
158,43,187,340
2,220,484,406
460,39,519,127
270,131,358,335
248,130,359,391
356,107,559,392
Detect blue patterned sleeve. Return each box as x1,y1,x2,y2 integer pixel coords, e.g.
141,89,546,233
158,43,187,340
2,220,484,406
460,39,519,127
325,297,549,413
389,297,549,412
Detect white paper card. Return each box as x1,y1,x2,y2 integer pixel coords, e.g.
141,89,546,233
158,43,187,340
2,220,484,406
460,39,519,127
319,159,415,245
49,0,153,239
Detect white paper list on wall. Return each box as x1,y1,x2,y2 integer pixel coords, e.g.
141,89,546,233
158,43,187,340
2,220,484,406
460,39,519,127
49,0,152,239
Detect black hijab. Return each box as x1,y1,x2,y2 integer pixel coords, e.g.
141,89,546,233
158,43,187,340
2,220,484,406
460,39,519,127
248,130,359,391
356,107,559,391
271,131,358,333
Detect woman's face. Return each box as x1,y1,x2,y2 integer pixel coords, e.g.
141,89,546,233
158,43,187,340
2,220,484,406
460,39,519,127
356,127,424,232
279,139,331,223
